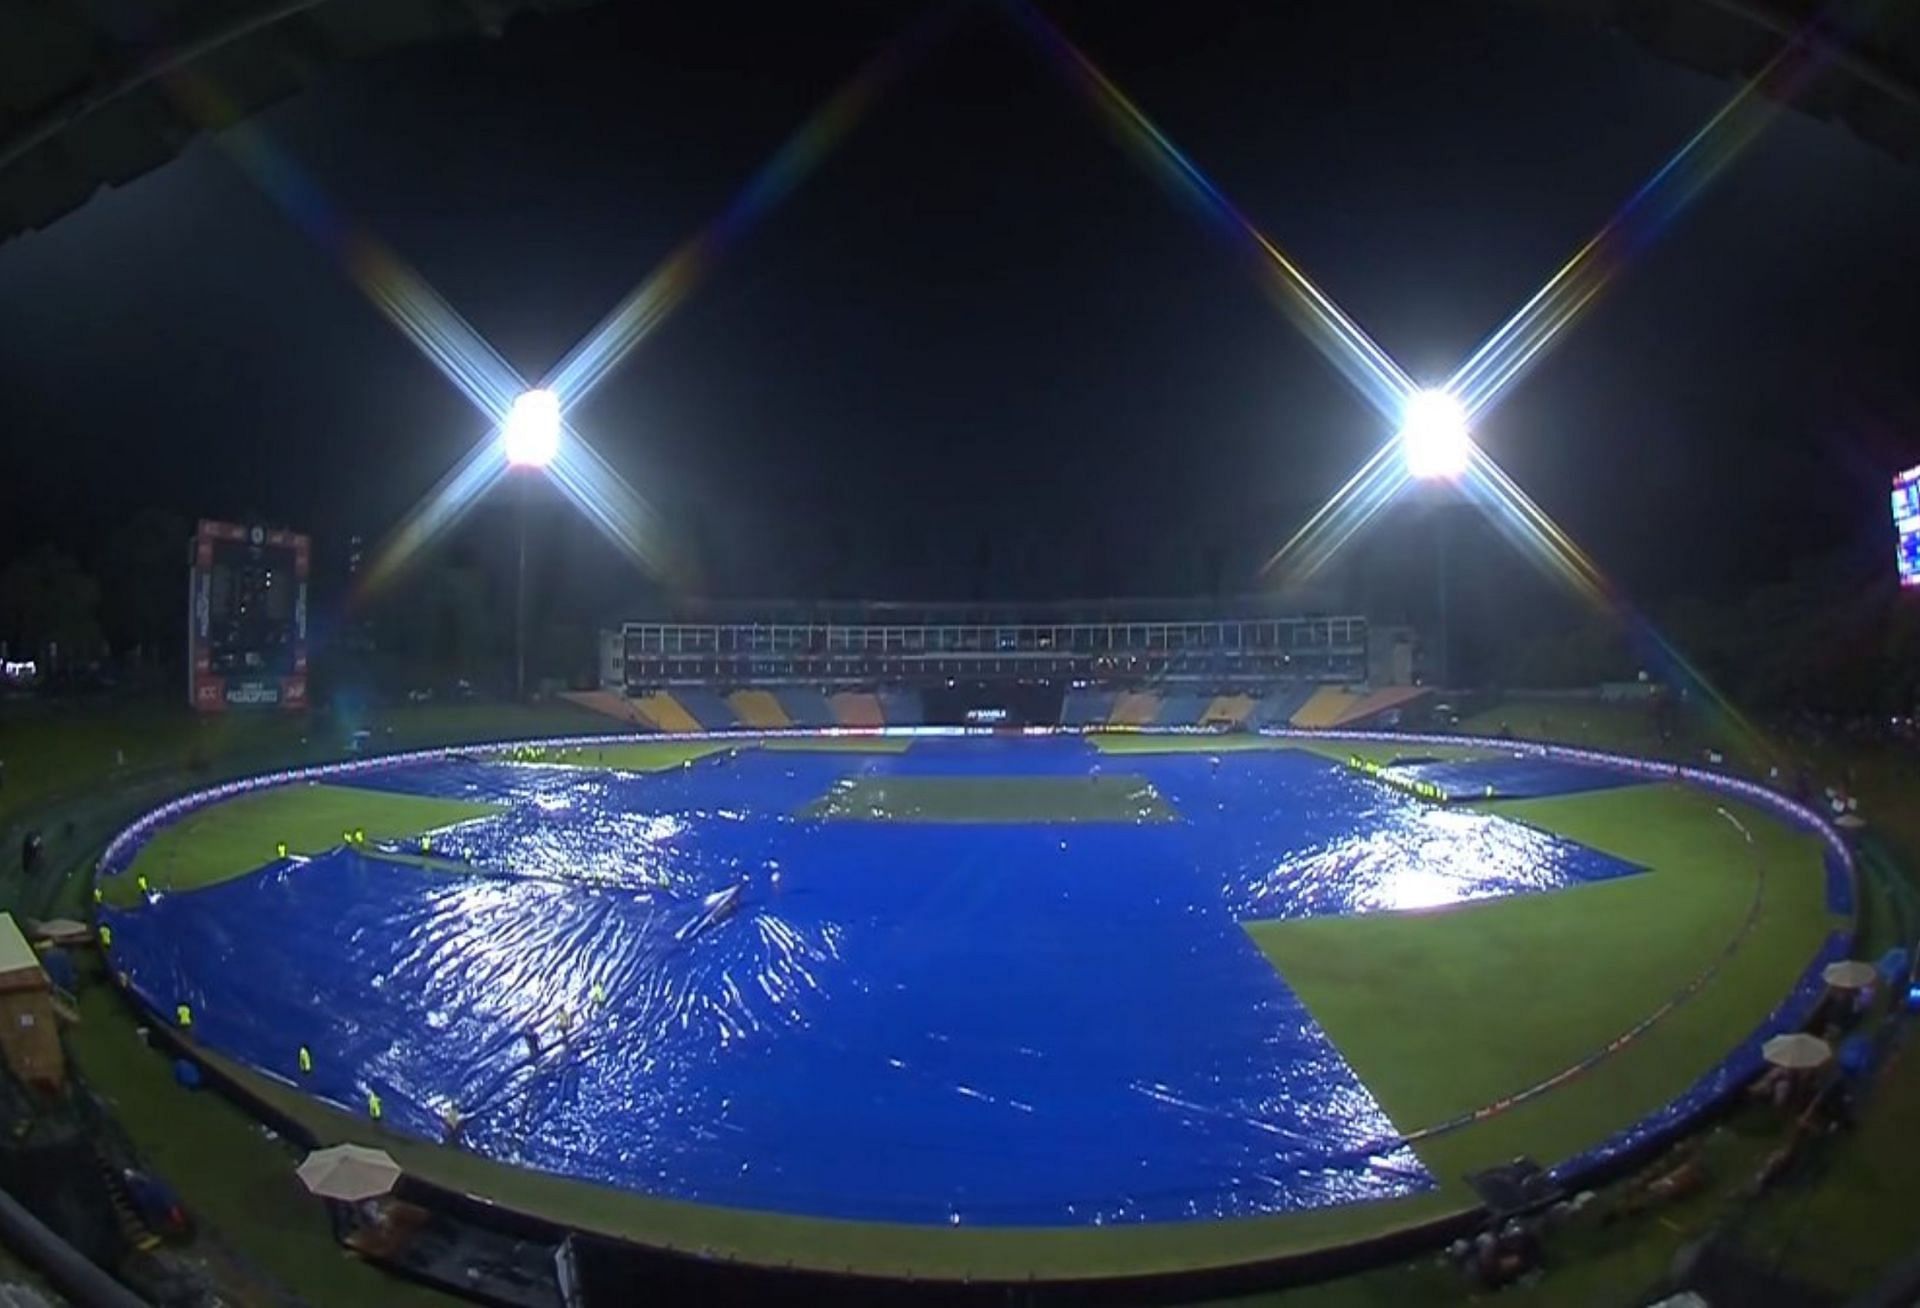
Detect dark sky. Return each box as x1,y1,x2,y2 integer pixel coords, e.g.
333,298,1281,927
2,0,1918,623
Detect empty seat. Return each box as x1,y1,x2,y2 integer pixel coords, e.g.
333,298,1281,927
667,687,738,731
830,692,885,727
775,688,837,728
728,689,792,729
1201,693,1254,727
1290,686,1360,728
1107,691,1160,727
633,692,701,733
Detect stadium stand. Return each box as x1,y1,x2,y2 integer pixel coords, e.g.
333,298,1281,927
1201,693,1254,728
775,688,838,728
878,687,925,726
1108,691,1161,727
1290,686,1360,728
1246,684,1317,727
560,690,655,726
1060,688,1118,726
727,689,791,730
1325,686,1430,728
669,687,739,731
829,691,885,727
633,692,701,733
1151,691,1212,728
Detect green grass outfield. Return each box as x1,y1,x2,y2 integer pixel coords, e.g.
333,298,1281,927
1252,782,1837,1194
78,737,1842,1281
106,785,501,908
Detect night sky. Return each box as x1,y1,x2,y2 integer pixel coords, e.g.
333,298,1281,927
2,0,1918,625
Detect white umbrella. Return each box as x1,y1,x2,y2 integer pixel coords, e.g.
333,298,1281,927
1762,1033,1832,1071
31,918,91,946
1823,960,1878,990
296,1144,401,1201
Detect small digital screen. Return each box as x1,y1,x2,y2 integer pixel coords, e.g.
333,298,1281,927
206,539,299,674
1895,466,1920,589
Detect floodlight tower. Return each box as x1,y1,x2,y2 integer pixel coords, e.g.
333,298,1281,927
502,390,561,700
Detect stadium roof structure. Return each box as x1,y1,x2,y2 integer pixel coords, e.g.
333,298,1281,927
0,0,1916,249
0,0,592,245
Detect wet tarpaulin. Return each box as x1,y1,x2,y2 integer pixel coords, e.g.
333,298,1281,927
1376,755,1646,802
102,740,1656,1227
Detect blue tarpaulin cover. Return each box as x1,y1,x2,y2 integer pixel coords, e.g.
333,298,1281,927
103,739,1676,1226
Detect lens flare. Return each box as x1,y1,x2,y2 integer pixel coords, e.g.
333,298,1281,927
1447,31,1833,422
1007,0,1416,424
543,4,955,408
1256,12,1829,750
502,390,562,469
1398,390,1471,481
1261,441,1409,586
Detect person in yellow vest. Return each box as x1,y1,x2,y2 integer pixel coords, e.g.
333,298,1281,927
297,1046,312,1076
176,1003,192,1029
367,1090,382,1120
276,842,288,858
136,874,150,895
97,924,112,949
589,982,607,1009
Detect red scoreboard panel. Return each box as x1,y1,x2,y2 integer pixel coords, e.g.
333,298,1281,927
187,520,310,712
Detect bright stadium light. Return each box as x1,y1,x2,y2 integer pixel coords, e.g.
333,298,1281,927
1398,389,1472,481
501,389,562,469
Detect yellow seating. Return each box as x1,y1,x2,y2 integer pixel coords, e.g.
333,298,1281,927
1290,686,1360,728
1201,694,1253,727
633,692,701,733
727,689,791,730
1107,691,1161,727
830,692,885,727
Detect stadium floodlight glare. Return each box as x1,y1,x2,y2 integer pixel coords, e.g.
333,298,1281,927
501,389,562,469
1398,389,1472,481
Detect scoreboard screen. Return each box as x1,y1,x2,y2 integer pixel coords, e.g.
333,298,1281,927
187,520,309,711
1896,466,1920,590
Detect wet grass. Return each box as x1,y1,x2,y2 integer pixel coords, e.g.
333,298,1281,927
1253,783,1833,1191
106,785,500,907
66,966,458,1307
36,698,1908,1299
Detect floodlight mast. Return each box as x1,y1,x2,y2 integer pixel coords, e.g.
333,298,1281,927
501,390,562,699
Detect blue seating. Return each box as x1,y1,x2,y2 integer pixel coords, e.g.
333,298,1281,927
878,687,924,726
776,688,837,728
1060,689,1117,726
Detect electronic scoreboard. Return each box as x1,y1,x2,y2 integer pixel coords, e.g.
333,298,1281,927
187,520,309,711
1896,466,1920,590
